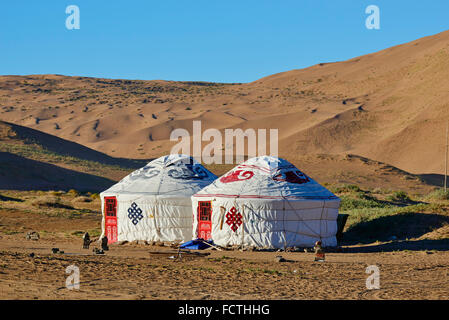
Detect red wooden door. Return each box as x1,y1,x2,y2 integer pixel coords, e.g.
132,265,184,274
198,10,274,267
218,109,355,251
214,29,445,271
104,197,118,244
197,201,212,240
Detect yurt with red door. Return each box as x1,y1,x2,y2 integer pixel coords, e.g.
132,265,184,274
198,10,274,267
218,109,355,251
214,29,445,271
191,156,340,248
100,154,217,244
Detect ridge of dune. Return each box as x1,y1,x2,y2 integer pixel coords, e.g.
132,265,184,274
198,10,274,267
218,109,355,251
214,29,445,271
1,30,449,175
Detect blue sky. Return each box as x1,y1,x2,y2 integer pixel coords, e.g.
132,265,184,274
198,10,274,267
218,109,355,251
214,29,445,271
1,1,448,83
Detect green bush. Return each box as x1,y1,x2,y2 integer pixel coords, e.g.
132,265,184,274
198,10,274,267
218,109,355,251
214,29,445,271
329,184,362,194
90,193,100,200
73,196,92,203
32,196,74,209
426,189,449,201
67,189,79,197
386,190,410,202
339,195,389,211
393,203,444,214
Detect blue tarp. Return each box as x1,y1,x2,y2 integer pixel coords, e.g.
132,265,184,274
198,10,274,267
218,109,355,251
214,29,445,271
179,238,214,250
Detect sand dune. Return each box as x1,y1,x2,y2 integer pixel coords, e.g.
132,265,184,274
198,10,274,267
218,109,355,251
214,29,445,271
1,30,449,175
0,120,149,186
0,120,147,168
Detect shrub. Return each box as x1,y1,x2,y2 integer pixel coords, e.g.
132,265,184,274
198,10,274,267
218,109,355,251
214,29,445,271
67,189,79,197
329,184,362,194
387,191,410,202
49,190,65,196
90,193,100,200
339,195,388,211
393,203,444,214
426,189,449,201
32,196,74,209
88,228,101,237
72,196,92,203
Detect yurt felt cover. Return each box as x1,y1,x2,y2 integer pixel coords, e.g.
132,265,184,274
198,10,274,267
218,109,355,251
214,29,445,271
192,156,340,248
100,154,217,243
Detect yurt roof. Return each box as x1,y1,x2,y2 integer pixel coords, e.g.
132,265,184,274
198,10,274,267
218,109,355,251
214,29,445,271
101,154,217,196
194,156,339,200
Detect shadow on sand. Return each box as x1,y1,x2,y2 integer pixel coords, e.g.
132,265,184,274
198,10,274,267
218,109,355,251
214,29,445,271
3,120,150,169
419,173,447,188
340,212,449,252
0,152,116,192
342,239,449,253
0,194,24,202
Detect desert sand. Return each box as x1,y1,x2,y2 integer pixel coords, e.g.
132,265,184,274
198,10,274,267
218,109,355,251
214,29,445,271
0,189,448,300
1,233,449,300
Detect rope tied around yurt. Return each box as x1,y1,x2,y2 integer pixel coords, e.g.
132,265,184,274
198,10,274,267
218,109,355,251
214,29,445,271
234,169,249,248
319,200,325,242
280,192,323,248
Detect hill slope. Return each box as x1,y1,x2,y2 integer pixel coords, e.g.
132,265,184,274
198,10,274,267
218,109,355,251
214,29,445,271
0,120,148,168
0,152,115,191
0,120,149,189
0,120,437,193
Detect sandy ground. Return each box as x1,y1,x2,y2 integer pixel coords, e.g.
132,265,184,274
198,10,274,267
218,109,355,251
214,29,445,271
1,190,448,300
1,217,448,300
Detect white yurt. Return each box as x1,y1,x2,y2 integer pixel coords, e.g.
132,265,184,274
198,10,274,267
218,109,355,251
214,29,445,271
100,154,217,244
191,156,340,248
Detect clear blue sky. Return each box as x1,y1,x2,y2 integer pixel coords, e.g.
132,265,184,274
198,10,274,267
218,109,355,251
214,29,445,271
1,1,448,83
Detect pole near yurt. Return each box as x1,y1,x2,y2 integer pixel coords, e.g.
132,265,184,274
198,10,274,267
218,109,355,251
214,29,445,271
445,121,448,192
240,207,245,251
219,206,226,230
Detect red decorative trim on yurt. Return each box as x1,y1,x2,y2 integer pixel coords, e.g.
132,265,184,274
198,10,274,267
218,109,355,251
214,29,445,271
193,193,338,200
219,170,254,183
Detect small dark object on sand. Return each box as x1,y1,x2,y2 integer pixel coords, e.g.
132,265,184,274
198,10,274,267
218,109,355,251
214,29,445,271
29,253,35,258
26,231,40,241
83,232,90,249
101,236,109,251
93,248,104,255
314,241,325,262
275,256,287,262
51,248,59,254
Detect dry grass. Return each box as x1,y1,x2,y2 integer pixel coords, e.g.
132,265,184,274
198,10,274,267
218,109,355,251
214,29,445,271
334,185,449,244
31,196,74,210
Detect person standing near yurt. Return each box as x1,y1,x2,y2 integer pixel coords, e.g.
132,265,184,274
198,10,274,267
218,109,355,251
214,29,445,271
191,156,340,249
100,154,217,244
